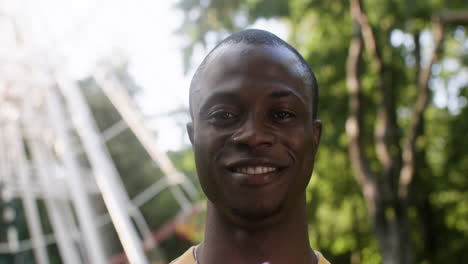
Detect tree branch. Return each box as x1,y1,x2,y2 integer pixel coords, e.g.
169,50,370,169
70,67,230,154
399,20,445,199
413,32,421,88
351,0,400,183
438,11,468,25
399,11,468,198
350,0,382,72
346,18,378,213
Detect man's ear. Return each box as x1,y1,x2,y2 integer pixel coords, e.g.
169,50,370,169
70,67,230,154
312,120,322,150
187,122,194,145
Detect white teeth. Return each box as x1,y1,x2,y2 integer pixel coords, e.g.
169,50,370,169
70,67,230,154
234,166,277,175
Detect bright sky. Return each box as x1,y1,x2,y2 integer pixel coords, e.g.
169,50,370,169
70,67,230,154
1,0,288,151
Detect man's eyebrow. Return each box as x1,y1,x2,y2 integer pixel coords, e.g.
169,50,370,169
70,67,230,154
269,90,293,98
205,91,239,103
199,91,239,112
269,89,307,104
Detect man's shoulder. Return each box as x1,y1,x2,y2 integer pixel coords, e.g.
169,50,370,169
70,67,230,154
169,246,331,264
169,246,196,264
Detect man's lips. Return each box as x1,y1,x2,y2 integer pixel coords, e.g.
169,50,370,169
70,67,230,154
232,165,277,175
225,159,287,187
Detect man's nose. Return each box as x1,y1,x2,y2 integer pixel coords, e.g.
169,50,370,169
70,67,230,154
231,116,275,149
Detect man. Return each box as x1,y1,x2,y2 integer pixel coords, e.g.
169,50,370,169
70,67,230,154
171,29,328,264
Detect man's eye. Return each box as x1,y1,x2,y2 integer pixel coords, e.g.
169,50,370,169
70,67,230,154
209,111,237,121
272,111,296,121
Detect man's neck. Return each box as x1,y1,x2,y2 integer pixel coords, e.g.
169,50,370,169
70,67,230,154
198,199,318,264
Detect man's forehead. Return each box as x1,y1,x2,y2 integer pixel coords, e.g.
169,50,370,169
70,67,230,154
206,43,300,73
189,42,314,118
197,43,311,89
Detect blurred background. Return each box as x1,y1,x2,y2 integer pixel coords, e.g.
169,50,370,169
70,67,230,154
0,0,467,263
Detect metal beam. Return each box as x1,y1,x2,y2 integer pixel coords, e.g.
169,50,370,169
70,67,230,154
19,84,82,264
3,107,49,264
94,66,197,207
47,86,107,264
24,119,82,264
56,73,149,264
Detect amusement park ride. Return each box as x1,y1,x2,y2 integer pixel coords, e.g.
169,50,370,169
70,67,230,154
0,1,199,263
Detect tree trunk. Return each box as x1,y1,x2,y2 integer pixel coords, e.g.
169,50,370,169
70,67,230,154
345,1,465,264
372,200,413,264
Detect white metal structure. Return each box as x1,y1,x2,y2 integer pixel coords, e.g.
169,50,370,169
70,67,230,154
0,2,199,263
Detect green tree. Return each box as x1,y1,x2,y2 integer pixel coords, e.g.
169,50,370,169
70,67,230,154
175,1,468,263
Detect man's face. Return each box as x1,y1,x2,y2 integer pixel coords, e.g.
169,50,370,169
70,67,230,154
187,43,321,227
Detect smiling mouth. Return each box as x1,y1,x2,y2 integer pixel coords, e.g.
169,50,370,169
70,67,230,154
232,166,277,175
227,165,286,187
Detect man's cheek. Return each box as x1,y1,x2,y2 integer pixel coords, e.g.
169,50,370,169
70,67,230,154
282,130,307,150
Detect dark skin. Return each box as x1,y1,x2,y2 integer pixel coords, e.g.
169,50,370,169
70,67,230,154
187,43,322,264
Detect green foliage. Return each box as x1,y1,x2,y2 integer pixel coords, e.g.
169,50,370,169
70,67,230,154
308,141,376,262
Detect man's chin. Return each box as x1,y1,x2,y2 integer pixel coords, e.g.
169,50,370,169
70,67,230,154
227,202,285,228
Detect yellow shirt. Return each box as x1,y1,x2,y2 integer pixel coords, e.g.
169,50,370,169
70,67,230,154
170,246,331,264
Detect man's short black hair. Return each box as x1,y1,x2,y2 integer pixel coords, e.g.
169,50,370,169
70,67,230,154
190,29,319,119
